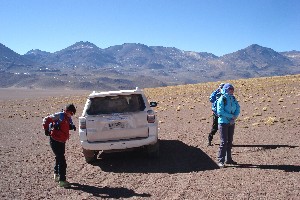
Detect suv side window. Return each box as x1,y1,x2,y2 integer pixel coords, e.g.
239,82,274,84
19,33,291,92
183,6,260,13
137,94,146,111
86,94,146,115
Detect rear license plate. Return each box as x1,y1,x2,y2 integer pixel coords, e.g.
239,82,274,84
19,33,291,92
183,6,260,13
108,122,125,129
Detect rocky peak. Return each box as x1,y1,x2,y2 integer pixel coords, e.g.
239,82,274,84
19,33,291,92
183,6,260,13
25,49,51,56
61,41,100,52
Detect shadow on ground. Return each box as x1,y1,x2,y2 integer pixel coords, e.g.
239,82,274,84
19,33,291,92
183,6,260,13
227,144,299,172
227,164,300,172
232,144,298,149
69,183,151,198
92,139,219,173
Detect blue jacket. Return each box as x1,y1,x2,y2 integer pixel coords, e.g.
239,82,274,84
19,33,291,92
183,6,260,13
217,90,240,124
209,89,222,114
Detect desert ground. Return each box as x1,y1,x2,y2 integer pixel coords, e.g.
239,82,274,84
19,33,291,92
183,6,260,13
0,74,299,200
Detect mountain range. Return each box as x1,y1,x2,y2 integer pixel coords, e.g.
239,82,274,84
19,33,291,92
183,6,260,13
0,41,299,90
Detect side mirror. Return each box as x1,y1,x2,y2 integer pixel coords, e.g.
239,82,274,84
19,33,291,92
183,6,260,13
149,102,157,107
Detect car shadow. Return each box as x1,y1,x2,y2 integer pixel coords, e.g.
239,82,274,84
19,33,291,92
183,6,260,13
91,139,219,173
69,183,151,198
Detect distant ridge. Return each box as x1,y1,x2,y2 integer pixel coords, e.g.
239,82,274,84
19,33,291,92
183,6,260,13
0,42,299,90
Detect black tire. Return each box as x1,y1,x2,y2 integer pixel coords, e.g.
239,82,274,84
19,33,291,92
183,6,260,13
82,148,98,163
147,140,159,158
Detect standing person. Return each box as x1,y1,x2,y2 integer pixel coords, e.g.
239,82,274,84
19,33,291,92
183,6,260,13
216,83,240,168
43,104,77,188
207,83,225,146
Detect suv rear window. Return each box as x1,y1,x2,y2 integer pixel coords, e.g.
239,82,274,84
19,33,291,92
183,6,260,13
86,94,146,115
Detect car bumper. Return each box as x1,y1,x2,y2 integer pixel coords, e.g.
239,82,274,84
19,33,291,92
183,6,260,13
80,134,158,151
79,122,158,151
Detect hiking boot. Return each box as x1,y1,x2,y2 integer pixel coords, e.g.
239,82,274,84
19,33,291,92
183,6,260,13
225,160,238,165
207,140,212,146
59,180,71,188
218,162,225,168
207,135,213,146
53,173,59,182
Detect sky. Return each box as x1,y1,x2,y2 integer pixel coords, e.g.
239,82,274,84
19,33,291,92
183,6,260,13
1,0,299,56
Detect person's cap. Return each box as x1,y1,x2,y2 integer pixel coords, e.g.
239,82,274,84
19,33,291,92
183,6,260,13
66,104,76,114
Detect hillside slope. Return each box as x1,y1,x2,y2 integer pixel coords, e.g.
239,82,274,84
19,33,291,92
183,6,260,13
1,42,300,90
0,74,299,199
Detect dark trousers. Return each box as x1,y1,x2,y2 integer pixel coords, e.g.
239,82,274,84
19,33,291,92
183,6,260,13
218,123,235,163
208,113,219,140
50,137,67,181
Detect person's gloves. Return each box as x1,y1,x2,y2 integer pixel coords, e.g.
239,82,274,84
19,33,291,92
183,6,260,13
230,116,237,125
69,124,76,131
45,130,50,136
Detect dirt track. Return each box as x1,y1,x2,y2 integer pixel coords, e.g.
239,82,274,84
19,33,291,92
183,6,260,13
0,75,299,199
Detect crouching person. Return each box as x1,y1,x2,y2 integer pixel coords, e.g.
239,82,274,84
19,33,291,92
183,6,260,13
42,104,77,188
216,84,240,168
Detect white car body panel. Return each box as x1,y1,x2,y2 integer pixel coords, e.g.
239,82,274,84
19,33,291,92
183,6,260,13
79,88,158,152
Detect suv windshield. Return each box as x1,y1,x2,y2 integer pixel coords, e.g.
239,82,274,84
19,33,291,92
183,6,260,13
86,94,146,115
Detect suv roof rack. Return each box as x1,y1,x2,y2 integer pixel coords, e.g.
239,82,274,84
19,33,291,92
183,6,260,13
89,87,143,98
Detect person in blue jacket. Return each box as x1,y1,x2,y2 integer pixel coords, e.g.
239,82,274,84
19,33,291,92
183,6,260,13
207,83,225,146
216,83,240,168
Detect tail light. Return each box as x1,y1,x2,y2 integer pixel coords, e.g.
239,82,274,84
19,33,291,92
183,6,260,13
79,118,86,129
147,110,156,123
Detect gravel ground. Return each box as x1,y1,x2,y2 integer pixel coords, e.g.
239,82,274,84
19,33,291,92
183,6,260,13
0,75,299,200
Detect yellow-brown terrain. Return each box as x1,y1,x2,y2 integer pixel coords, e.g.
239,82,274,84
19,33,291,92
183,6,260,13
0,74,299,199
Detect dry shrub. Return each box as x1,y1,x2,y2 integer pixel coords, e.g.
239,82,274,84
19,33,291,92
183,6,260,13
278,98,284,102
264,116,278,125
252,122,260,126
243,116,251,121
253,112,262,116
262,107,267,111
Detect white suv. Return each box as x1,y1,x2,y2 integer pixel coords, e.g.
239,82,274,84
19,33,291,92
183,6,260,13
79,87,159,163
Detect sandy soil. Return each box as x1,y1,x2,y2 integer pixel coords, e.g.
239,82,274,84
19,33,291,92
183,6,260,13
0,75,299,200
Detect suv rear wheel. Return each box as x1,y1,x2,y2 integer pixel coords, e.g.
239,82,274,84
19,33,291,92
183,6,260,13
82,148,98,163
147,140,159,158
